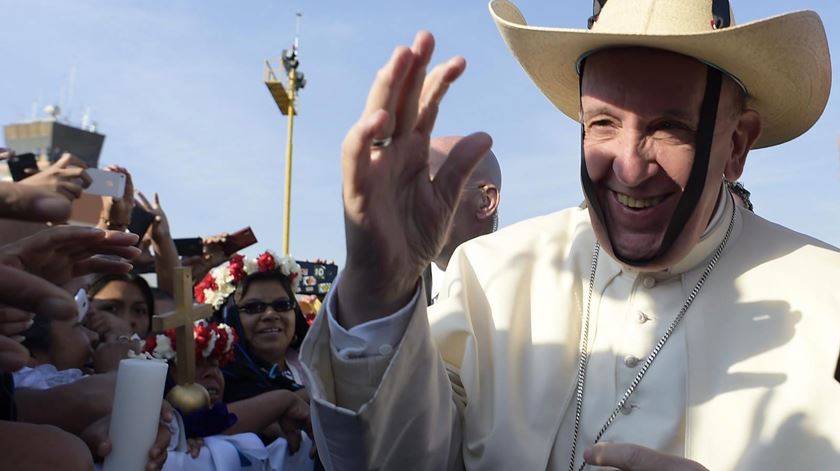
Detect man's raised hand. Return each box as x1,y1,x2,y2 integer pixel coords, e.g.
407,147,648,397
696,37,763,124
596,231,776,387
338,31,492,328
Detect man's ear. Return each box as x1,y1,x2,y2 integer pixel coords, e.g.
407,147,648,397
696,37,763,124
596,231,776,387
476,185,500,221
724,109,761,181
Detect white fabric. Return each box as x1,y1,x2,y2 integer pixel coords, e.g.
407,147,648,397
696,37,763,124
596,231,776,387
12,364,85,390
161,434,314,471
327,271,418,359
302,195,840,470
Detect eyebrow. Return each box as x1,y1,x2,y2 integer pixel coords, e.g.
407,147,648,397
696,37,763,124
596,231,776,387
582,106,698,123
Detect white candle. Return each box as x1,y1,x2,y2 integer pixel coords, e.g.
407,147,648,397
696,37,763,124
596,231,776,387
103,358,169,471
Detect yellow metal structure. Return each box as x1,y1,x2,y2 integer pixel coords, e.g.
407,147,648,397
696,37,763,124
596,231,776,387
265,57,300,255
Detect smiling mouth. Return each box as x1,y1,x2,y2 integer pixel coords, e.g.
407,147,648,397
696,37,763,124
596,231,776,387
258,327,283,334
613,190,666,209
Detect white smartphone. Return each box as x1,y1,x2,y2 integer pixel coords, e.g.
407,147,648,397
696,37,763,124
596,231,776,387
84,168,127,198
75,288,90,323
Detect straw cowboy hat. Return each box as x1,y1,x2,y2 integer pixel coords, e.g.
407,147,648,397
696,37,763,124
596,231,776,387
489,0,831,149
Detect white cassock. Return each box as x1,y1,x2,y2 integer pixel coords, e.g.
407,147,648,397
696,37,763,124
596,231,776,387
301,190,840,470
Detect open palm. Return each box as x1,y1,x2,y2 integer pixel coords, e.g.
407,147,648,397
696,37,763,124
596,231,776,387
338,32,491,326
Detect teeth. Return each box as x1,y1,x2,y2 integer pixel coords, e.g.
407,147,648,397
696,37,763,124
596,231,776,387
261,328,280,333
615,192,663,209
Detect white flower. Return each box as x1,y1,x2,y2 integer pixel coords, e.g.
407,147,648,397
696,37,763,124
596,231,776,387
220,324,235,352
243,258,258,275
153,335,176,361
202,331,218,358
206,289,227,310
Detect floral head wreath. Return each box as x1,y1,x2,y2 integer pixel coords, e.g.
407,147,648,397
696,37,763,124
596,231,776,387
142,320,238,367
194,251,302,310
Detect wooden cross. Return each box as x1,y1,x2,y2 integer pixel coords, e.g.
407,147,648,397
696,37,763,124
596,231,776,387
152,267,213,392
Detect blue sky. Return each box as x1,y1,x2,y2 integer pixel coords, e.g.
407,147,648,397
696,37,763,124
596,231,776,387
2,0,839,263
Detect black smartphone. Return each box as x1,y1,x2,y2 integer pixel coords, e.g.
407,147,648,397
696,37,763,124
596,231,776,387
7,153,38,182
174,237,203,257
127,206,156,239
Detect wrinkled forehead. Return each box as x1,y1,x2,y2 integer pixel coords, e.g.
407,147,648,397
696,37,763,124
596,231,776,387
580,47,709,116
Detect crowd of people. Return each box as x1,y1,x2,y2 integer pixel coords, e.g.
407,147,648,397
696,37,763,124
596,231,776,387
0,129,501,470
0,150,326,469
1,0,840,470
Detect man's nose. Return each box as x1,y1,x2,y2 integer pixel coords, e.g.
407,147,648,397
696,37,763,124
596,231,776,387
612,134,658,186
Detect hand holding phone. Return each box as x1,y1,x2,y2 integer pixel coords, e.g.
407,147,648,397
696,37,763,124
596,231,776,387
84,168,127,198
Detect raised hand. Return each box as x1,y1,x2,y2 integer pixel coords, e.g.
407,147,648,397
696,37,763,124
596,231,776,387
98,165,135,230
0,225,139,286
136,191,169,242
19,152,92,201
338,31,492,327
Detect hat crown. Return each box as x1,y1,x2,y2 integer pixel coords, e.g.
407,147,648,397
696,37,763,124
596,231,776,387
592,0,736,34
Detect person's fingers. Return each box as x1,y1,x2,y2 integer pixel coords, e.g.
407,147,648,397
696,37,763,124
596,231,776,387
147,422,170,470
393,31,435,137
0,265,77,321
60,167,93,188
361,45,415,139
68,242,142,261
414,56,468,136
0,335,30,372
0,306,35,325
0,312,35,337
57,181,84,200
0,181,72,222
160,400,174,423
25,226,106,254
54,153,88,169
0,148,11,161
137,191,153,210
584,443,708,471
432,132,493,208
286,428,302,454
341,110,389,199
73,256,133,277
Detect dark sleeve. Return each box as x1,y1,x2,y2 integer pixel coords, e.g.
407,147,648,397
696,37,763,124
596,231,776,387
0,373,17,421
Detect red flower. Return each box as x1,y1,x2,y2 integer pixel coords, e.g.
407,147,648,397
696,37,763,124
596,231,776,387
256,251,276,273
229,254,246,283
194,273,218,304
143,335,157,353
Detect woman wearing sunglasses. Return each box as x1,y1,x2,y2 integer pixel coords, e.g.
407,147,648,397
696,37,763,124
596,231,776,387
195,251,310,405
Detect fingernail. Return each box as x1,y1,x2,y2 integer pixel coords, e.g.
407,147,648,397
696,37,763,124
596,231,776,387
11,335,25,343
25,319,34,329
36,297,76,320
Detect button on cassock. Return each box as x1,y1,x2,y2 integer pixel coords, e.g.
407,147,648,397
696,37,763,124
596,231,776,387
642,276,656,289
637,311,650,324
624,355,640,368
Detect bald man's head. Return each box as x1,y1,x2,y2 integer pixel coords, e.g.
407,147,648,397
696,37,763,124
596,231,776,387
429,136,502,190
428,136,502,269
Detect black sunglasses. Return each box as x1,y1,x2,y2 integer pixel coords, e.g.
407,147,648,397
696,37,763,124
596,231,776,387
239,299,297,315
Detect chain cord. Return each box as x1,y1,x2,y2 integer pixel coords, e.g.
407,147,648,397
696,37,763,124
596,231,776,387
570,203,736,471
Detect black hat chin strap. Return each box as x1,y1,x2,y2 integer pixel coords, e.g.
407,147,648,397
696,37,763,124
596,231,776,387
579,62,724,266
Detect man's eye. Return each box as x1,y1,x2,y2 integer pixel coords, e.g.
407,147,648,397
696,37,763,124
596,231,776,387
590,119,613,127
655,121,691,132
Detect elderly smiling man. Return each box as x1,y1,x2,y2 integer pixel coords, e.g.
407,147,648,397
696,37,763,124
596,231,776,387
301,1,840,470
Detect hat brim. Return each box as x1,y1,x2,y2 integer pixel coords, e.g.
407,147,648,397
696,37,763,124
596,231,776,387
489,0,831,149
